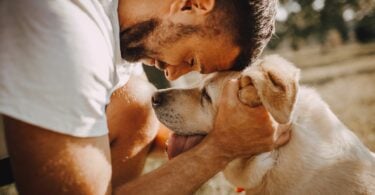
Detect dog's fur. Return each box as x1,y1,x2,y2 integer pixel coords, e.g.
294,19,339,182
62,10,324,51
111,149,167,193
153,55,375,194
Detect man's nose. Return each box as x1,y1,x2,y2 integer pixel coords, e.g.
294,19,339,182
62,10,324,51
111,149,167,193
141,58,156,66
151,92,165,107
155,60,167,70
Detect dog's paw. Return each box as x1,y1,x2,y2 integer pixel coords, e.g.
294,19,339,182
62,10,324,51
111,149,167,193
238,76,262,107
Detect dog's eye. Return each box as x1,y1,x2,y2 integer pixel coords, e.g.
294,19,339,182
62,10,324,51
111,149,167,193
201,88,211,103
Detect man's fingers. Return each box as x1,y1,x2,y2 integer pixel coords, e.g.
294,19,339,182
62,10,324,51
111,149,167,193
238,86,262,107
239,76,253,89
275,124,291,138
274,124,292,148
274,130,291,148
220,79,240,104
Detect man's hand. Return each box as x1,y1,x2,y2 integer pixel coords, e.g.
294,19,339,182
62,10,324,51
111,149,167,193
207,79,290,160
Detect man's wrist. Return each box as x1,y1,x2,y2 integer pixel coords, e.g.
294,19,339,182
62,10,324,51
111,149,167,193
195,135,235,166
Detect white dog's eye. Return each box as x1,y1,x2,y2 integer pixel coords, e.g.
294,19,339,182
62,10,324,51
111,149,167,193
201,88,212,103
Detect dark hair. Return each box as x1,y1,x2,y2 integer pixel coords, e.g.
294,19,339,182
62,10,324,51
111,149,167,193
208,0,277,70
120,0,276,69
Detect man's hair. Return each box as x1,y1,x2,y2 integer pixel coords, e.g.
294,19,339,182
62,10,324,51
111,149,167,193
208,0,277,70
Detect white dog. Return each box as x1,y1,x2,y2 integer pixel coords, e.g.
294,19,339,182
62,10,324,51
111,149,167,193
152,55,375,195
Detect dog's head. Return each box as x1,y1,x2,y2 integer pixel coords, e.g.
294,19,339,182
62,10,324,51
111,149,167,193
152,55,300,158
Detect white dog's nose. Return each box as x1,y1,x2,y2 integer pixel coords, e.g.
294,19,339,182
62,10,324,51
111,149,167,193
151,92,164,107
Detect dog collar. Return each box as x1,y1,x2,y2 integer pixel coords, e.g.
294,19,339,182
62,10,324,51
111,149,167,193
236,187,245,193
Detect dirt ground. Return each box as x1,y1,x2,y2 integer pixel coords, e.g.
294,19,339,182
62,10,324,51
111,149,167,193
310,72,375,150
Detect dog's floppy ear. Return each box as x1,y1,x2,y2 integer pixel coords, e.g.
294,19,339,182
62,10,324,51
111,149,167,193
241,55,300,124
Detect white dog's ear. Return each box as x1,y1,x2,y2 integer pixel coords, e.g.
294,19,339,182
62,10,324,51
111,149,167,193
241,55,300,124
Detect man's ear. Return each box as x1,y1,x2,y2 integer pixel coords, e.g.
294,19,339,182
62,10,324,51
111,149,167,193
169,0,215,24
178,0,215,14
241,55,300,124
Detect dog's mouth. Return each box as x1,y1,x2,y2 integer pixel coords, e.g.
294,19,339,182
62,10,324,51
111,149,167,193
167,133,206,159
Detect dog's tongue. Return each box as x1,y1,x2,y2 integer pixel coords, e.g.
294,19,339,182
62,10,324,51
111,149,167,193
167,133,205,159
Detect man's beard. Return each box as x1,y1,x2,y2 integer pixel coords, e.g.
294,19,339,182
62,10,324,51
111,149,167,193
119,19,200,62
119,19,159,62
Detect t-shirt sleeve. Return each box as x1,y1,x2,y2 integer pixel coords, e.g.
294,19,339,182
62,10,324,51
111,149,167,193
0,1,118,137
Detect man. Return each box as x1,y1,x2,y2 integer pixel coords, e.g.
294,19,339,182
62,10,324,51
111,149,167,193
0,0,285,194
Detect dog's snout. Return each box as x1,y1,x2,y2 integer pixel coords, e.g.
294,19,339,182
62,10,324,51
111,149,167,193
152,92,164,107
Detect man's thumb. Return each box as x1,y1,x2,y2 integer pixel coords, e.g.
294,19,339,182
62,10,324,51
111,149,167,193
220,79,240,106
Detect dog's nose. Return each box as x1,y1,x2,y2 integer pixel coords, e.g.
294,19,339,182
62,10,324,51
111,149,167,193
152,92,164,107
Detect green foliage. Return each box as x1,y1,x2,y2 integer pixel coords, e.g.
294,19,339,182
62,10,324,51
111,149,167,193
355,11,375,43
269,0,375,49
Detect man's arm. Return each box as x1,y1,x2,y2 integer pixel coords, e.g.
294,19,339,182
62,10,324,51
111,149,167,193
4,116,112,195
4,116,226,195
115,137,230,195
115,79,289,194
4,79,288,195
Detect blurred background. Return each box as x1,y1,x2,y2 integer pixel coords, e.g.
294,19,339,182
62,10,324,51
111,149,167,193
1,0,374,194
269,0,375,151
143,0,375,194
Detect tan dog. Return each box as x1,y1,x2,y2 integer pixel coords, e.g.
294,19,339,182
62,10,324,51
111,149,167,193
152,55,375,194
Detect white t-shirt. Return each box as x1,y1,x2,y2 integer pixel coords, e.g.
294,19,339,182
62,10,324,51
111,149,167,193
0,0,142,159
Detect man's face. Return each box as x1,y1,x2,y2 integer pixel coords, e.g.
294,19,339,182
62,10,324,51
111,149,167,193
118,0,241,80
